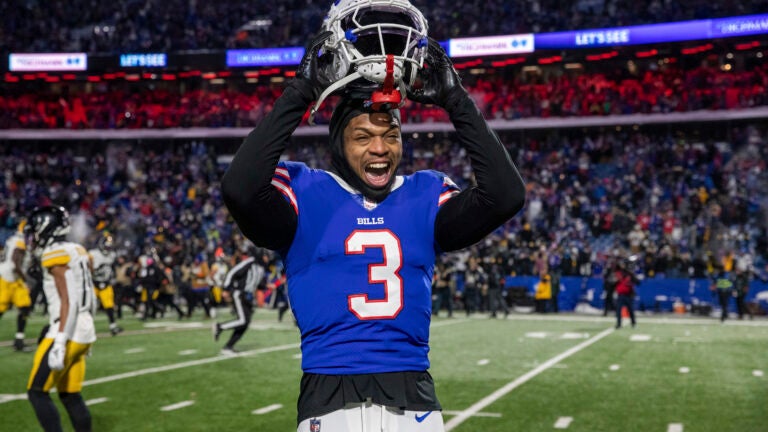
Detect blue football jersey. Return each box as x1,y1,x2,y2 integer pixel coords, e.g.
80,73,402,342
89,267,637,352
272,161,460,374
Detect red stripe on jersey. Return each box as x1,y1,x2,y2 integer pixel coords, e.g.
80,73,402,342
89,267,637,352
274,167,291,183
271,178,298,214
438,190,460,207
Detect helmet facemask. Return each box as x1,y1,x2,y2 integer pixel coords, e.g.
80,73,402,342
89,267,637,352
310,0,428,123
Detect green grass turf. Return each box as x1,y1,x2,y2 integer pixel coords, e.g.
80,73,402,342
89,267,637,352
1,308,766,431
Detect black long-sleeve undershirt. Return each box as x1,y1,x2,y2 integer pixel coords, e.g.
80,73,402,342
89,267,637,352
221,80,525,253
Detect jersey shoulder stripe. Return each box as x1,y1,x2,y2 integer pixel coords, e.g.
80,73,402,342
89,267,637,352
42,249,70,267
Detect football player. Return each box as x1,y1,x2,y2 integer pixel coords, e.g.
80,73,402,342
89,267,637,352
24,206,96,432
213,252,264,354
0,220,33,351
187,254,213,318
221,5,525,430
210,249,229,310
88,234,123,335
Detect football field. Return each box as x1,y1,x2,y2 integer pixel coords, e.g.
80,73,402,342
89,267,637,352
1,308,766,431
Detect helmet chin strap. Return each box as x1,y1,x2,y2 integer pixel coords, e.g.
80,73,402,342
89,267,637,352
309,55,407,125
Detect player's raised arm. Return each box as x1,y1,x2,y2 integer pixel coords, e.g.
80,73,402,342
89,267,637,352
408,38,526,252
221,31,334,250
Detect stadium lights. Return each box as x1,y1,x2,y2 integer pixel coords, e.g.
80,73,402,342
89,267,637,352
538,55,563,65
734,41,760,50
636,49,658,58
585,51,618,61
490,58,525,68
681,43,713,55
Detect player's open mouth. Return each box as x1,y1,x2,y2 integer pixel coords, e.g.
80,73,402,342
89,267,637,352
364,162,391,188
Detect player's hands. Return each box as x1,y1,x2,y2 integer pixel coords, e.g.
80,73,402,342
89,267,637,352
295,30,336,100
407,38,467,108
48,333,67,371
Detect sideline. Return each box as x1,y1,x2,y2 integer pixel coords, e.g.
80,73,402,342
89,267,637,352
444,327,615,431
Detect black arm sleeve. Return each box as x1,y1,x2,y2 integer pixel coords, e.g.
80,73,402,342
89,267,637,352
434,91,526,252
221,81,315,250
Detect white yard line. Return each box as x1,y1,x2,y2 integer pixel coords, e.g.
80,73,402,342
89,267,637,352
160,400,195,411
444,327,614,431
252,403,283,415
85,397,109,406
503,314,768,327
554,416,574,429
667,423,684,432
442,410,501,418
0,343,300,404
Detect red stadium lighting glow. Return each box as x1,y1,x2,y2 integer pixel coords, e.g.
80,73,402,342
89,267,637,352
62,74,77,80
244,71,260,78
734,41,760,50
587,51,619,61
490,57,525,67
453,58,483,70
636,49,658,58
537,55,562,65
258,68,281,75
284,71,296,77
45,76,60,83
681,43,713,55
142,72,155,79
218,71,232,77
87,76,101,82
103,73,116,80
202,72,217,79
125,74,140,81
22,74,36,80
161,74,176,81
4,74,19,83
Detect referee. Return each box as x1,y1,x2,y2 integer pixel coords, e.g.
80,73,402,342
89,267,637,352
212,252,264,354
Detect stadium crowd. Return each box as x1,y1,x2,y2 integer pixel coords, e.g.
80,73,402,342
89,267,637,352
2,61,767,129
2,120,766,285
2,0,766,54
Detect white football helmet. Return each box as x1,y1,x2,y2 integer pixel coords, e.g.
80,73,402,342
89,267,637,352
310,0,429,122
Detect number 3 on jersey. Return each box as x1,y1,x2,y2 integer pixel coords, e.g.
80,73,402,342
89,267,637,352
345,230,404,320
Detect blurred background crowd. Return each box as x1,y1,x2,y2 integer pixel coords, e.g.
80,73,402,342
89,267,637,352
2,0,768,317
2,0,767,54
